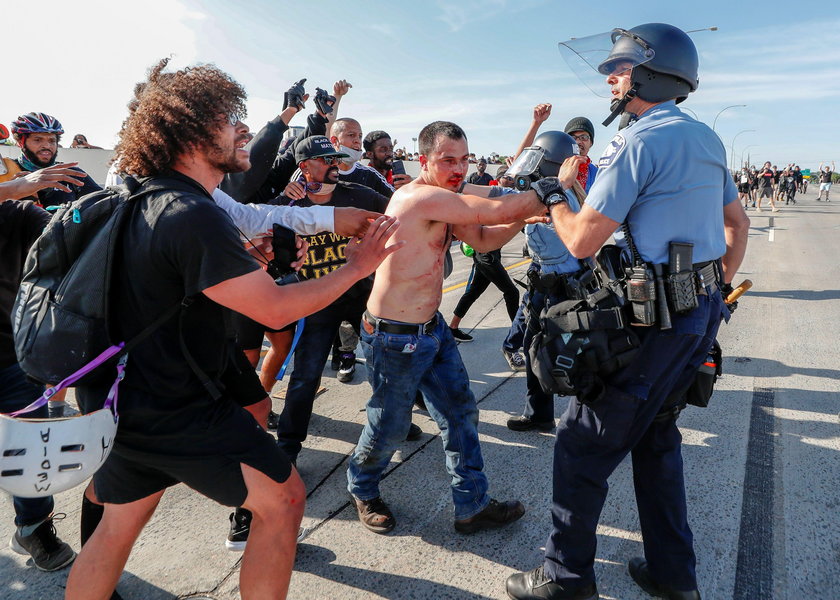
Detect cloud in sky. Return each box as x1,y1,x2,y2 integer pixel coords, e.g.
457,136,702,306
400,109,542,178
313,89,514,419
5,1,836,168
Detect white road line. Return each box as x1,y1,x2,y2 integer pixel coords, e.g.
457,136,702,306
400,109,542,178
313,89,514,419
769,228,775,242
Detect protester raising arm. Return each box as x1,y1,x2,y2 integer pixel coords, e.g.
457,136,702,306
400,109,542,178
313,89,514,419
512,103,552,160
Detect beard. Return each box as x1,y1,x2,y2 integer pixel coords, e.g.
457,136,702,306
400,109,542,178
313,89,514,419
23,146,56,168
325,166,340,183
372,155,393,171
206,135,251,174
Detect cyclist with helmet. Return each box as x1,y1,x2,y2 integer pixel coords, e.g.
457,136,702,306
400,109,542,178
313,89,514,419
506,23,749,600
10,112,101,208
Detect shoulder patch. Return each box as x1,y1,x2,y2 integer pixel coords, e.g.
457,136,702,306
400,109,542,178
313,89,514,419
598,134,626,168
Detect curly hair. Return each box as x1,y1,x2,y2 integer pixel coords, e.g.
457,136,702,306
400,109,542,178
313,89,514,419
115,58,247,176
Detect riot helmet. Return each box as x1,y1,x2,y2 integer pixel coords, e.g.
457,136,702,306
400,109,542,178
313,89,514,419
507,130,579,191
559,23,699,126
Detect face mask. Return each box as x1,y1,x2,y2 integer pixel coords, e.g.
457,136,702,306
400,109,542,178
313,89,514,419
338,145,364,165
306,182,336,196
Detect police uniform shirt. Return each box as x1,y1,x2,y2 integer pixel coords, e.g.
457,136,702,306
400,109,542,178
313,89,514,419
527,189,584,274
586,101,737,265
494,186,583,274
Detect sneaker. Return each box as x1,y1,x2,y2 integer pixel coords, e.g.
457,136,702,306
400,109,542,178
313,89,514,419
226,508,309,551
504,350,526,372
9,514,76,572
405,422,422,441
772,208,780,212
756,206,763,212
450,327,473,342
267,410,280,431
454,498,525,534
351,496,396,534
226,507,251,551
337,353,356,383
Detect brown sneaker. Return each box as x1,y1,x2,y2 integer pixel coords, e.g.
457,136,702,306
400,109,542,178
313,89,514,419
351,496,395,534
454,498,525,534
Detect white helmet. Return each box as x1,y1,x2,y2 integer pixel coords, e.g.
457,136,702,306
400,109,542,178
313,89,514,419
0,349,123,498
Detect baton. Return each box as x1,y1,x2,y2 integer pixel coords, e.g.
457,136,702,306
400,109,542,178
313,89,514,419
726,279,752,304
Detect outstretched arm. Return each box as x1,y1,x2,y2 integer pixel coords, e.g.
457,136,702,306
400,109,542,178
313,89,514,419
512,103,552,160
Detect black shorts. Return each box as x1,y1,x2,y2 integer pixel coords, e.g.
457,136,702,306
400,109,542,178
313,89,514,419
93,402,292,506
232,311,295,350
738,183,750,193
222,349,268,407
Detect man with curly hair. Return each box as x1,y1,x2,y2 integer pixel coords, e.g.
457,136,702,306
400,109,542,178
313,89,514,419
65,59,402,600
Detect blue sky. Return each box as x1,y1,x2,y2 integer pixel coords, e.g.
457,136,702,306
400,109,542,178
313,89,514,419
4,0,838,171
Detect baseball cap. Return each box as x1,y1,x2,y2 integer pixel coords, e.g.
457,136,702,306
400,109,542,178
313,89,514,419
295,135,349,163
564,117,595,142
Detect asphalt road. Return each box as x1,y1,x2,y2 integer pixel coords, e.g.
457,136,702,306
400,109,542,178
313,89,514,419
2,186,838,599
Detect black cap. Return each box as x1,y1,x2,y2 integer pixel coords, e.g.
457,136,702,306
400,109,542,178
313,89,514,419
295,135,349,163
564,117,595,142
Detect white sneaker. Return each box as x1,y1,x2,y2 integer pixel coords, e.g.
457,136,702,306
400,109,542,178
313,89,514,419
503,350,527,372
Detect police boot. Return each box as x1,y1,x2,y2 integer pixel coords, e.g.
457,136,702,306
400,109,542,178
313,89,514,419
628,557,700,599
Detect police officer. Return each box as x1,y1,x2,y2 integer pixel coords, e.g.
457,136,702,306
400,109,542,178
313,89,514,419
504,130,589,432
506,23,750,600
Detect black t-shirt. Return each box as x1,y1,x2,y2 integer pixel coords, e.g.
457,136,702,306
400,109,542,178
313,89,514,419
0,201,50,368
79,172,260,446
820,170,833,183
275,181,388,302
467,171,493,186
757,169,774,189
338,163,395,198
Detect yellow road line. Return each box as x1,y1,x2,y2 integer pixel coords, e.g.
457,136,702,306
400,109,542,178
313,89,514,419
441,258,531,294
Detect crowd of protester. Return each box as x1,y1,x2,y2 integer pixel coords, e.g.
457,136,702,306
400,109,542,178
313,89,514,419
0,54,825,600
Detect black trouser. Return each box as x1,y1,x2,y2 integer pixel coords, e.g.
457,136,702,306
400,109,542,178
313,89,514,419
453,250,519,321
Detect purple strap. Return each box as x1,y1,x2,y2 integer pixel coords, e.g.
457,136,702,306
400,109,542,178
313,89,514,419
6,343,126,419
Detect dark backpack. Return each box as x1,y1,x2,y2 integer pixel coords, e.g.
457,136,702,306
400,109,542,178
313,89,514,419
12,177,157,385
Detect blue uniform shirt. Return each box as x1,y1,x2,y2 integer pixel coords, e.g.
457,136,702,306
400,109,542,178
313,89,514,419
494,186,584,275
586,101,737,265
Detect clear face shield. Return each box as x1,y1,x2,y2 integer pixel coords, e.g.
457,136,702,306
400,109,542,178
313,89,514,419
507,147,546,191
558,29,656,98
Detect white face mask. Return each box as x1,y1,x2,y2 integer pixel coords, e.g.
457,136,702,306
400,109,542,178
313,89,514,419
338,145,364,165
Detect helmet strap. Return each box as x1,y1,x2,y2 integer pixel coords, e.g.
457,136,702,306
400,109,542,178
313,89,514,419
602,84,637,127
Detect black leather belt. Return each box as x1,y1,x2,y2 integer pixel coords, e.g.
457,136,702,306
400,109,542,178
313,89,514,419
363,311,438,336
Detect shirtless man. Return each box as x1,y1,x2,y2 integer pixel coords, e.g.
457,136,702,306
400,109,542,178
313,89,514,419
346,121,558,535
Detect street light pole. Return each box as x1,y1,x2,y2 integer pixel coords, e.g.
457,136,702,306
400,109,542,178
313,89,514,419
681,107,699,119
740,145,758,168
685,26,719,33
730,130,756,171
713,104,746,132
412,137,417,154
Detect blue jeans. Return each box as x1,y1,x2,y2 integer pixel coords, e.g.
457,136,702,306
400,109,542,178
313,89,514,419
543,291,725,591
502,290,528,354
0,362,54,527
276,298,366,460
347,312,490,520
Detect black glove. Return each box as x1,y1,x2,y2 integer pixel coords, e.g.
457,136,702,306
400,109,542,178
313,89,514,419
283,78,307,111
530,177,565,207
720,282,738,314
314,87,336,116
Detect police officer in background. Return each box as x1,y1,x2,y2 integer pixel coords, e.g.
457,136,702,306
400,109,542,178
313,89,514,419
506,23,750,600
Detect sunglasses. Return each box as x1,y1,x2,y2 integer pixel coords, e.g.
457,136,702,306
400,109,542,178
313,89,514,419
571,133,591,142
226,112,243,126
314,156,340,165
